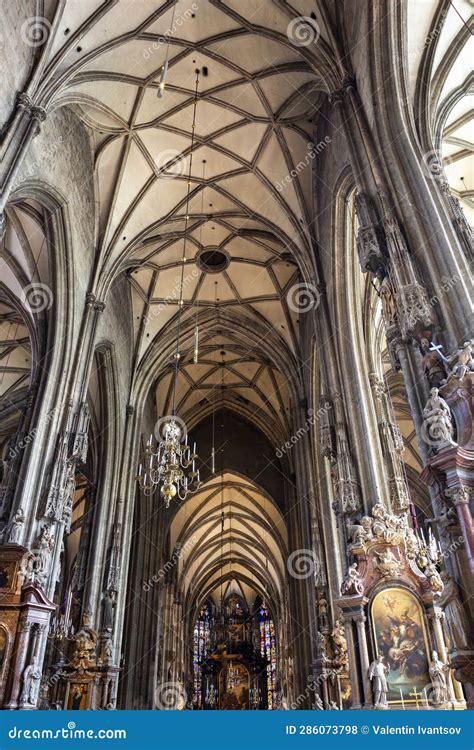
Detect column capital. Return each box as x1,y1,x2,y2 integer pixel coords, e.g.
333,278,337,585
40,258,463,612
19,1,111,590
446,485,471,506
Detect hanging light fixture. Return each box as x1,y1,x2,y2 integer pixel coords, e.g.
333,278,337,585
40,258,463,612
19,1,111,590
138,70,202,506
156,3,177,98
210,282,218,473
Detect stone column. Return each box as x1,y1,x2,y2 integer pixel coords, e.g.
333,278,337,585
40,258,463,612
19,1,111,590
5,619,32,709
354,613,373,707
0,94,47,235
446,486,474,575
341,615,361,709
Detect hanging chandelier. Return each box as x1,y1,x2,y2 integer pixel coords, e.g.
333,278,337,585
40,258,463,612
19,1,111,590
137,70,202,506
138,420,199,505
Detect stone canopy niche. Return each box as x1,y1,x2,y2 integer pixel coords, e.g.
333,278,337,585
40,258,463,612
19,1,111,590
336,504,465,710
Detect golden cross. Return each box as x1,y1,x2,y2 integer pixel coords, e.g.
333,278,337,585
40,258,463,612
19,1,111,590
409,686,422,709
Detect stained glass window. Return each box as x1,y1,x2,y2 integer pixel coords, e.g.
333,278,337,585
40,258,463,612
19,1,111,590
193,604,211,707
259,606,276,709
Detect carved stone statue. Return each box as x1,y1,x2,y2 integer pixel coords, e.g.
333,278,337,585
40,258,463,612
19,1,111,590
71,626,97,670
347,516,373,547
428,505,457,530
316,591,328,630
369,654,389,708
425,562,444,594
316,631,328,659
330,619,348,669
71,401,91,463
446,341,473,382
374,548,403,577
23,525,55,586
422,387,456,449
340,563,364,596
103,637,114,661
378,275,398,328
420,338,447,388
62,462,76,532
371,503,404,544
7,506,24,544
428,651,450,705
20,656,41,706
101,590,115,631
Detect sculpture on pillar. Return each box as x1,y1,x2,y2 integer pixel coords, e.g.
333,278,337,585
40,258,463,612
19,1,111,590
71,402,91,464
378,274,398,329
316,631,328,660
347,516,373,548
446,341,473,382
419,338,448,389
368,654,389,708
428,651,450,705
103,637,114,662
6,507,25,544
422,388,456,450
62,462,76,533
71,626,97,670
374,548,403,578
23,525,55,587
371,503,404,545
20,656,41,707
340,563,364,596
101,590,116,632
424,562,444,594
329,620,348,669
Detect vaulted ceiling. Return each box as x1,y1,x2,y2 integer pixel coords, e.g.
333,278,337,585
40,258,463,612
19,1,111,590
34,0,337,438
0,201,50,450
408,0,473,221
170,471,288,616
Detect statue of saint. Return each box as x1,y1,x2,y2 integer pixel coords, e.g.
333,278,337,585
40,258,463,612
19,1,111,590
101,590,115,631
20,656,41,706
422,387,456,449
419,338,447,388
378,275,397,327
7,507,24,544
369,654,389,708
447,341,473,382
340,563,364,596
428,651,450,705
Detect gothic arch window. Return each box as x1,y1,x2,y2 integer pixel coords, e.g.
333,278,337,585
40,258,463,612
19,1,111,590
193,603,211,708
259,605,276,710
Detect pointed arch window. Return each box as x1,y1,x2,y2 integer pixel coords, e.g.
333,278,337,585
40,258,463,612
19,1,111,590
193,604,211,707
259,606,276,709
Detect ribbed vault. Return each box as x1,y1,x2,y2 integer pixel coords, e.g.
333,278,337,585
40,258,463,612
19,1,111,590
170,471,288,622
0,201,51,452
408,0,473,220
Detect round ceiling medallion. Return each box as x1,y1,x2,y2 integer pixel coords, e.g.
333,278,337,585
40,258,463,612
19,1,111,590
196,247,230,274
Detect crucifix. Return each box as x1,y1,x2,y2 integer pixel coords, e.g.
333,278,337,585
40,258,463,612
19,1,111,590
429,342,449,363
409,686,422,709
